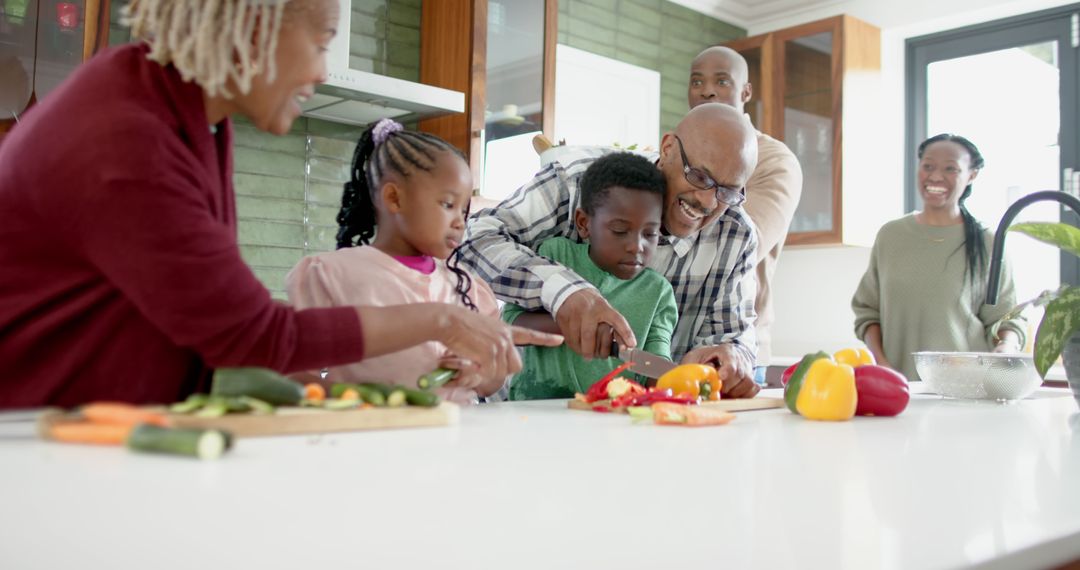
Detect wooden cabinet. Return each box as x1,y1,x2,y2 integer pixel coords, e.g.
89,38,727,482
418,0,557,196
724,15,882,246
0,0,111,145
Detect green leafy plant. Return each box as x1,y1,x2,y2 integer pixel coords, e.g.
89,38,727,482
997,222,1080,376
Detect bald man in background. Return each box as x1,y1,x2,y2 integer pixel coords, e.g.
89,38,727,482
689,46,803,385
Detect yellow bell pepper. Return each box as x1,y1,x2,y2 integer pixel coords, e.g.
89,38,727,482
833,347,875,368
795,359,857,421
656,364,721,401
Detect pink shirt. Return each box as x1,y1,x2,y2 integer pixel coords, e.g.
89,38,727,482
286,247,500,393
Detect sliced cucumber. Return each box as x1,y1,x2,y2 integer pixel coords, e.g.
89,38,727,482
211,368,304,406
195,398,229,418
323,398,361,410
355,385,387,406
127,424,230,460
386,389,407,408
169,394,209,414
237,396,274,414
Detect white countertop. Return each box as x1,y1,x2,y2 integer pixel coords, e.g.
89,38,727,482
2,389,1079,570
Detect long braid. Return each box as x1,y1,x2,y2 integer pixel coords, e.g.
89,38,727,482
918,133,987,285
336,122,476,310
446,200,477,312
336,128,378,248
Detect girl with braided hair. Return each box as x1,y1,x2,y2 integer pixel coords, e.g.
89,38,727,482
286,120,506,403
852,134,1027,383
0,0,559,408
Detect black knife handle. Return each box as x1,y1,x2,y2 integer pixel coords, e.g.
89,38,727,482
611,338,621,359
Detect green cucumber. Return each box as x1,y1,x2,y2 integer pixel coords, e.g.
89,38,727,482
417,367,456,390
402,388,441,407
211,368,304,406
169,394,209,414
126,424,231,460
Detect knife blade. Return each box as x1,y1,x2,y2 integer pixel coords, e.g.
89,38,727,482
611,340,676,379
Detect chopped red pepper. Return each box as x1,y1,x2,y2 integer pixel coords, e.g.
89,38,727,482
583,362,636,403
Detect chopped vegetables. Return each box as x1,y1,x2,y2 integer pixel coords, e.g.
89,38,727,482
304,383,327,402
80,402,168,427
651,403,736,426
48,421,133,445
44,402,234,459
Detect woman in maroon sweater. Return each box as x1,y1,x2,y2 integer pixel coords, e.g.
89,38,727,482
0,0,559,407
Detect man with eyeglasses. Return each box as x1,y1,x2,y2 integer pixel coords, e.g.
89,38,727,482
459,103,763,398
689,46,803,387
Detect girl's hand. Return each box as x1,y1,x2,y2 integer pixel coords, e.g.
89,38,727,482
433,305,562,383
434,385,480,406
438,355,507,397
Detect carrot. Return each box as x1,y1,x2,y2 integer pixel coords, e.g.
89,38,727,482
651,403,735,426
81,402,168,427
304,383,327,402
48,421,132,445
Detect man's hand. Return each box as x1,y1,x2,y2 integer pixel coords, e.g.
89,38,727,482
681,344,759,399
555,289,636,360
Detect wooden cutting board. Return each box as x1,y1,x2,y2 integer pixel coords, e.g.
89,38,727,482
568,397,785,413
164,402,460,437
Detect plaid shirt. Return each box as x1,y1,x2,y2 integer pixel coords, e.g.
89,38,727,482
459,146,758,364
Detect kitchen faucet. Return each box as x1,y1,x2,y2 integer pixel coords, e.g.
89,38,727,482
986,190,1080,304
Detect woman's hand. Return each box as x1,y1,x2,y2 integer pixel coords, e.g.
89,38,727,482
992,330,1022,353
433,305,563,383
355,304,562,380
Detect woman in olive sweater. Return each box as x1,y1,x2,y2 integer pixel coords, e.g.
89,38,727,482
852,134,1026,382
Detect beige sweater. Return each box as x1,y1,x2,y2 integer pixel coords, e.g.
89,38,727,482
852,214,1027,383
743,131,802,366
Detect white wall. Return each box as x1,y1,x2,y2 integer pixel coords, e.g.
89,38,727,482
751,0,1077,360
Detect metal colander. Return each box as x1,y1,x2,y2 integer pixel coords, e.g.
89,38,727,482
913,351,1042,401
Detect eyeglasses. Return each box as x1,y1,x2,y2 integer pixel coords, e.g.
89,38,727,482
673,135,746,207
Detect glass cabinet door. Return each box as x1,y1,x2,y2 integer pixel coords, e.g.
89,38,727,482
781,29,837,235
479,0,547,201
1,0,39,134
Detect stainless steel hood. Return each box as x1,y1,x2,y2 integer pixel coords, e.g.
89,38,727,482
301,2,464,126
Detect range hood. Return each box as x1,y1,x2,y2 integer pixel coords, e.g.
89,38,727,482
300,2,464,126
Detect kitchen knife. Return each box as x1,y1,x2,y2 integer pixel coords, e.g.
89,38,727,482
611,340,676,379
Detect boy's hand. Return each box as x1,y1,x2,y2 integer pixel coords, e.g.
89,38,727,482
681,344,759,399
555,289,636,360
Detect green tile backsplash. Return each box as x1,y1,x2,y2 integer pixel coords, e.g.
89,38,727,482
557,0,745,136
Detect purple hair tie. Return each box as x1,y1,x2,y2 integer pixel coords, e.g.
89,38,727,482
372,118,404,145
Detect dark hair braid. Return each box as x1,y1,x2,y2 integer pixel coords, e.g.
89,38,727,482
917,133,987,285
335,123,476,310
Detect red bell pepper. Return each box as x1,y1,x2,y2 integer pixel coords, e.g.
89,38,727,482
854,365,909,417
780,362,798,385
583,362,635,403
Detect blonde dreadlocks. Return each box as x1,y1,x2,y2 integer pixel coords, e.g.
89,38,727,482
122,0,288,98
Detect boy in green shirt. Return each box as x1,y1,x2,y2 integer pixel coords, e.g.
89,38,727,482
503,152,679,399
